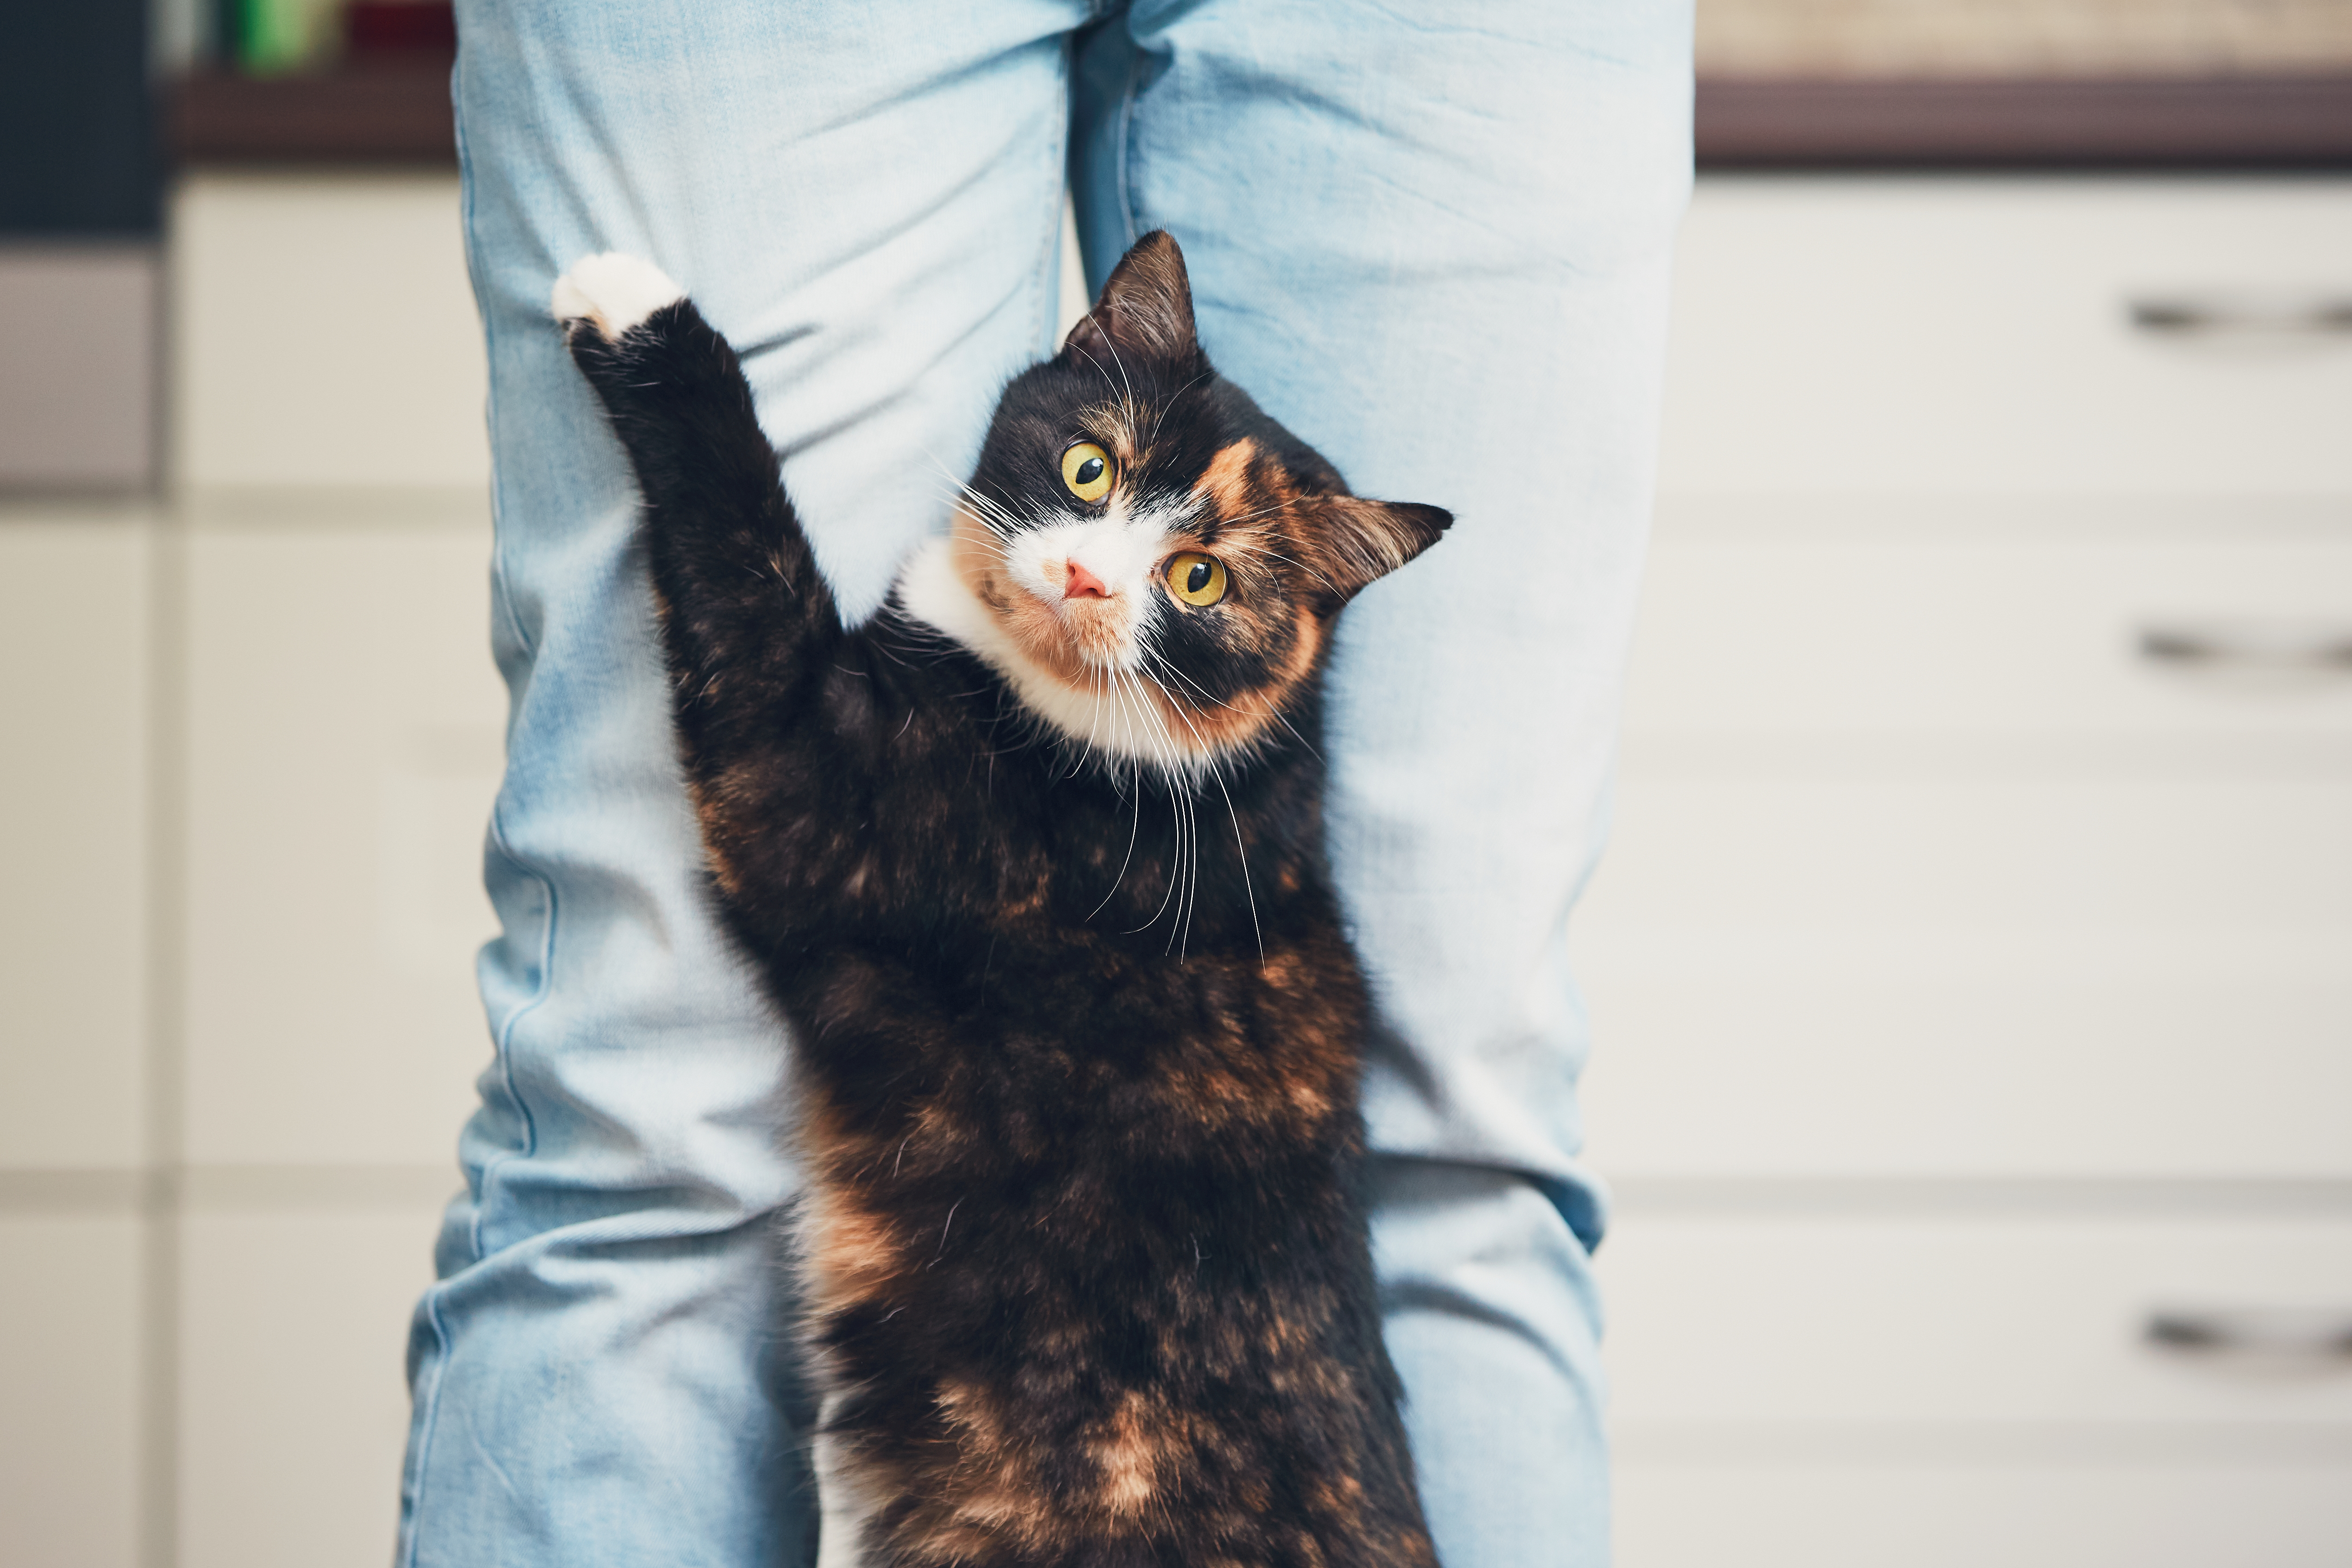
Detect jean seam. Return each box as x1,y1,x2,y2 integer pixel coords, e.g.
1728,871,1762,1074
452,56,553,1268
453,50,535,665
469,801,554,1265
397,1287,455,1568
399,807,554,1568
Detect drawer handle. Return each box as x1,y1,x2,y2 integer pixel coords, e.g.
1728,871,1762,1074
2128,294,2352,335
2137,621,2352,670
2144,1307,2352,1358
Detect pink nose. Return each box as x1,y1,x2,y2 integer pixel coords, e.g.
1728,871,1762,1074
1062,560,1110,600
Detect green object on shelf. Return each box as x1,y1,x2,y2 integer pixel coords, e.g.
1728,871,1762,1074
230,0,340,75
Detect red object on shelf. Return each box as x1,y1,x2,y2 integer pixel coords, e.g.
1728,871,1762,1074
344,1,456,56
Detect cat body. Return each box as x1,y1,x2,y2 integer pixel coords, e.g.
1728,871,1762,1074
553,235,1448,1568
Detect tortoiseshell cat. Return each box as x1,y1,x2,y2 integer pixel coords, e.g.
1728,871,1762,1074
552,233,1450,1568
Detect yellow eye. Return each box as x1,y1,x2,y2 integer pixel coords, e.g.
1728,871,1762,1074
1061,441,1113,502
1164,552,1228,608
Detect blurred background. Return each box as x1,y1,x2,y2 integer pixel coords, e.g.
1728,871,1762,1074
2,2,2348,1566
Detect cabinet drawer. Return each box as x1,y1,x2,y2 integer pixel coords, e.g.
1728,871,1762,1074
1589,774,2352,932
1574,775,2352,1178
0,1216,143,1568
1659,178,2352,496
1627,505,2352,746
181,1202,443,1568
183,502,503,1167
1599,1214,2352,1426
173,175,486,488
0,515,150,1170
1616,1456,2352,1568
1577,950,2351,1179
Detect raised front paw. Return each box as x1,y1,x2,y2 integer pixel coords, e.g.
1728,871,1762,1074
550,252,686,344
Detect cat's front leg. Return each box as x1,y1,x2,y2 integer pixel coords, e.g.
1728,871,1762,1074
550,250,692,345
552,253,845,785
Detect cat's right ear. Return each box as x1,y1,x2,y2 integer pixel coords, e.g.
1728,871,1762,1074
1061,231,1201,371
1311,497,1453,605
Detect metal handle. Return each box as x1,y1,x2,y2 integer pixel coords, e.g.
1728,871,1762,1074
2138,620,2352,670
2145,1307,2352,1357
2129,294,2352,334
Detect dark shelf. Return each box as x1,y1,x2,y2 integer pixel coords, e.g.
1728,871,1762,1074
168,65,2352,170
171,59,455,165
1696,74,2352,169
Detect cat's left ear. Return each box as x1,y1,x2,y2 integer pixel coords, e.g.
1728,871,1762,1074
1313,498,1454,604
1062,230,1200,369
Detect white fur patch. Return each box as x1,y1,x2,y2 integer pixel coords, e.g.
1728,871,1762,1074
898,537,1210,775
812,1399,872,1568
549,252,686,341
994,495,1185,668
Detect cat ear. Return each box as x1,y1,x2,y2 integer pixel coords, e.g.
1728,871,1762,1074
1062,231,1200,369
1313,498,1454,603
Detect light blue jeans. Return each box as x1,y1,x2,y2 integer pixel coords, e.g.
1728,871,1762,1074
400,4,1691,1565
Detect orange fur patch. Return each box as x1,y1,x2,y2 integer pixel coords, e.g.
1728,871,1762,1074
1074,399,1146,474
803,1184,905,1316
949,507,1097,687
1090,1390,1169,1518
1192,439,1258,518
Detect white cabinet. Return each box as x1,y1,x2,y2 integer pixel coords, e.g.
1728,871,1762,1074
1586,176,2352,1566
171,173,488,489
179,1201,444,1568
1614,1461,2352,1568
0,176,498,1568
1605,502,2352,744
1655,180,2352,496
181,500,503,1169
1605,1214,2352,1426
168,490,499,1568
0,511,154,1568
0,1213,145,1568
0,514,151,1171
1583,517,2352,1182
159,175,498,1568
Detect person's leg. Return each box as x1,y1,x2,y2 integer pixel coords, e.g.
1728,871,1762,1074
400,6,1081,1565
1071,4,1693,1562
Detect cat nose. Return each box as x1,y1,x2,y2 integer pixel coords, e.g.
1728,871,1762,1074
1061,560,1110,600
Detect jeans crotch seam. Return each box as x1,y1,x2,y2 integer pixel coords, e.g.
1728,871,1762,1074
452,56,536,668
1038,51,1074,356
1115,36,1144,247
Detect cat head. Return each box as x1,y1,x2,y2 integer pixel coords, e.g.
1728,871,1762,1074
901,232,1450,775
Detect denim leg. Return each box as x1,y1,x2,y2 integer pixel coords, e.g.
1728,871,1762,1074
399,6,1082,1565
409,1,1687,1561
1073,4,1694,1563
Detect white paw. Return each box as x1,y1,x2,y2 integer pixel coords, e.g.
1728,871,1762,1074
550,252,686,342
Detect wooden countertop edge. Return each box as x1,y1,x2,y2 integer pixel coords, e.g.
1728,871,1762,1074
171,63,459,166
1698,74,2352,167
169,66,2352,169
